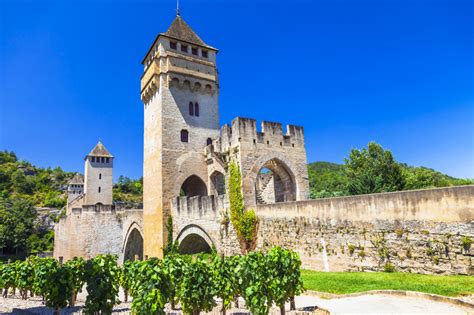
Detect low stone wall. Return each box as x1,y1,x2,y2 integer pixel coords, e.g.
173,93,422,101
255,186,474,275
54,208,143,263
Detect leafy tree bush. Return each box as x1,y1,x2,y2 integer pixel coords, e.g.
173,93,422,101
238,251,272,315
266,247,304,314
212,254,240,315
163,252,188,309
0,198,37,256
178,257,217,315
0,260,16,297
129,258,171,315
14,257,36,299
345,142,405,195
83,254,120,315
33,257,74,315
65,257,86,306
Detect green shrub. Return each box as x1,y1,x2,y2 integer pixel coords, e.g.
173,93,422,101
83,255,120,315
461,236,472,252
383,262,396,273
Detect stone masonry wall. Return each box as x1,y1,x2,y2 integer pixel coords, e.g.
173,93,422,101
54,207,143,263
171,195,240,256
255,186,474,275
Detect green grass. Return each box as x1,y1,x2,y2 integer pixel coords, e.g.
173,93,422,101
301,270,474,297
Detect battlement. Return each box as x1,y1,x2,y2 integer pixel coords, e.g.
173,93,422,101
171,195,228,221
69,204,138,214
217,117,304,152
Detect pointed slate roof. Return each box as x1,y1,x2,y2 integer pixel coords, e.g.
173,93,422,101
142,15,217,64
163,15,210,48
86,141,113,158
69,173,84,185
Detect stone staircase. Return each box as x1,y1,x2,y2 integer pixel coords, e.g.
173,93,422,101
256,173,273,204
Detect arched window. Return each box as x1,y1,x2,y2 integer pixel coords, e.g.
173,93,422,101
206,138,212,146
194,102,199,117
189,102,194,116
181,129,189,143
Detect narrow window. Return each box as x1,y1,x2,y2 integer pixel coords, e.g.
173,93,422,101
98,187,101,193
189,102,194,116
91,157,95,162
106,157,109,163
170,41,177,50
101,157,105,163
192,47,198,55
99,173,102,180
206,138,212,146
194,102,199,117
202,50,208,58
181,44,188,53
181,129,189,143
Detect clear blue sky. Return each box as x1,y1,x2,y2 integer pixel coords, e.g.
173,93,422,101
1,0,473,180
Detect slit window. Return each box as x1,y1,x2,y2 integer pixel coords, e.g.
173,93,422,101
99,173,102,180
181,129,189,143
202,50,208,58
170,41,177,50
194,102,199,116
98,187,101,193
181,44,188,53
192,47,198,55
189,102,194,116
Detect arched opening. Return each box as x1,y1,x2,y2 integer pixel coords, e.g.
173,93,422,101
206,138,213,146
180,175,208,197
210,171,225,196
255,159,296,204
178,233,212,255
123,228,144,262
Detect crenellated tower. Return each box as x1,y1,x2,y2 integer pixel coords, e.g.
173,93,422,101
141,13,220,257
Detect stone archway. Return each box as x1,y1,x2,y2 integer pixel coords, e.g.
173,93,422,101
123,225,144,262
176,224,214,255
180,175,208,197
253,158,297,204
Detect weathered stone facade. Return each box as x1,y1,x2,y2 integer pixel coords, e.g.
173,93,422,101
255,186,474,275
54,12,474,277
141,15,308,258
54,142,144,262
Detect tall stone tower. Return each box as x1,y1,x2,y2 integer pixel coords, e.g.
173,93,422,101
83,141,114,205
141,13,219,257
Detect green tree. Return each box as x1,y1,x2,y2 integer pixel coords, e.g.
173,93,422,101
266,247,304,314
0,198,37,256
178,258,217,315
345,141,405,195
83,255,120,315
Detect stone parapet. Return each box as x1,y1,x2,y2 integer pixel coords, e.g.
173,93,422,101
217,117,305,152
171,195,228,220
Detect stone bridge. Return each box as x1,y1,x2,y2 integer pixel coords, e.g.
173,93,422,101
170,195,240,256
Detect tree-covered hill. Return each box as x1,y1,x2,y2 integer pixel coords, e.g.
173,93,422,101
0,151,74,208
308,144,473,199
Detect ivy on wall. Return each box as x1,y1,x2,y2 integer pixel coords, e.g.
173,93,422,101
229,162,258,253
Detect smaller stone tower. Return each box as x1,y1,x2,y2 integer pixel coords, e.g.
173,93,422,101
83,141,113,205
67,173,84,204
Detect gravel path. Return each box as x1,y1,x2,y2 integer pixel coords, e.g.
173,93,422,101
1,292,472,314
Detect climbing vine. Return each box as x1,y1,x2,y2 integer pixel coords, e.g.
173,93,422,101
228,161,258,253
